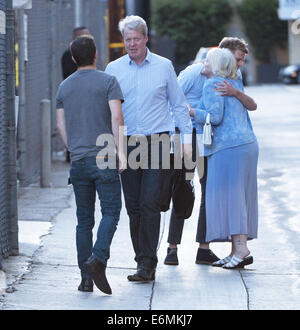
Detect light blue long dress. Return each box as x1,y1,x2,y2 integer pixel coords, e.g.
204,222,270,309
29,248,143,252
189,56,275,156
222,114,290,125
194,76,258,242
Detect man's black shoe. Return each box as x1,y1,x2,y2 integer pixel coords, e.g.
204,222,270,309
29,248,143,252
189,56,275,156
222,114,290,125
83,255,112,295
195,248,220,265
164,247,179,265
127,267,155,282
78,277,93,292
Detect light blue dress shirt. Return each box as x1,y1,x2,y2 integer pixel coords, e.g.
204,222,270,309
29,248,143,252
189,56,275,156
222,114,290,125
175,62,207,132
194,76,257,156
105,49,193,143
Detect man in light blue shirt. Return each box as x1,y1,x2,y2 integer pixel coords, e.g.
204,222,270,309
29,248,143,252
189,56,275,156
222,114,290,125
105,34,192,140
105,15,193,282
174,62,207,133
164,37,258,267
165,62,221,266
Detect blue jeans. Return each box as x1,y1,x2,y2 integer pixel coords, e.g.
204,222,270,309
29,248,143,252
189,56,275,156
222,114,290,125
70,157,121,278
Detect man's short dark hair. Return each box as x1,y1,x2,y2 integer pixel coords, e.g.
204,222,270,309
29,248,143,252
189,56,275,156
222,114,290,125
70,35,96,67
218,37,249,54
73,26,89,39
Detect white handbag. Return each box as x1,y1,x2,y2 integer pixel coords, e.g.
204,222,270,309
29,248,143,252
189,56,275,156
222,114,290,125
202,113,213,146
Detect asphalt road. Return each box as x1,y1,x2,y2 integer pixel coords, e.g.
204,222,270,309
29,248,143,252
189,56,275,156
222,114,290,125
238,83,300,309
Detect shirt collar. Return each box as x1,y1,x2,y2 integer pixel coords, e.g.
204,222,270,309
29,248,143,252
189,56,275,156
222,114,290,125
127,47,152,65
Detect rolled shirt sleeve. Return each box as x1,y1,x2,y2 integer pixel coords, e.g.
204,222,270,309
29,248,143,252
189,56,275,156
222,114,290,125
166,62,193,144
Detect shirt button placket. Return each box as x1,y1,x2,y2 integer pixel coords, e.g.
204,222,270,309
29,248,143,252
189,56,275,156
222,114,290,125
135,65,141,134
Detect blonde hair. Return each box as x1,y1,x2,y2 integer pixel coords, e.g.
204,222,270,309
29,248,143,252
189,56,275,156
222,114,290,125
119,15,148,37
207,48,238,79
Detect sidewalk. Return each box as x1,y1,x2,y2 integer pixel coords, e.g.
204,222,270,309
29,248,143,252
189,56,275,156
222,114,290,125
0,155,248,310
1,146,300,310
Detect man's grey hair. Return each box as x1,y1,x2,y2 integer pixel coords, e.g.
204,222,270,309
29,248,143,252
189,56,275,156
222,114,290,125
118,15,148,37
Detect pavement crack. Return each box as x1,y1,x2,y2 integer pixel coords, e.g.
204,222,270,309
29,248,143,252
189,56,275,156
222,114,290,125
239,270,250,310
157,210,167,252
149,210,167,310
149,280,155,310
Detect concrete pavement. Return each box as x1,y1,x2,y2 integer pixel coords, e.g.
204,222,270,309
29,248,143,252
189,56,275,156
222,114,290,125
1,84,300,311
1,156,246,310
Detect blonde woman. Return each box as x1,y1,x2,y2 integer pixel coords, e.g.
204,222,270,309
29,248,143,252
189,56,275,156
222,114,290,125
190,48,258,269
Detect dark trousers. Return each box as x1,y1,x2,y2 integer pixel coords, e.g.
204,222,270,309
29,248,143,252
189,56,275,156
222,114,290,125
167,131,208,244
121,135,168,270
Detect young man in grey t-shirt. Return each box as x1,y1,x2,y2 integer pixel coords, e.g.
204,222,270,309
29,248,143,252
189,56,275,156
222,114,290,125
56,35,126,295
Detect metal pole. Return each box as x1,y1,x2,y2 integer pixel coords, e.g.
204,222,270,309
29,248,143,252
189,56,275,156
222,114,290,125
75,0,83,27
40,99,52,188
16,8,27,187
125,0,135,14
85,1,89,28
49,0,56,155
6,1,19,256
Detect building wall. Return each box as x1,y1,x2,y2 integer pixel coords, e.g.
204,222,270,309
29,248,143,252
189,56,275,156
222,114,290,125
51,0,76,152
288,20,300,64
23,0,50,184
226,7,258,84
278,0,300,65
16,0,108,185
0,0,9,258
0,0,15,259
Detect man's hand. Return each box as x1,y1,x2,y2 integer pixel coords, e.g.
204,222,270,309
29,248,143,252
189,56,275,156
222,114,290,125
188,106,195,118
56,108,68,147
117,151,127,174
215,80,257,110
214,80,237,96
182,143,193,160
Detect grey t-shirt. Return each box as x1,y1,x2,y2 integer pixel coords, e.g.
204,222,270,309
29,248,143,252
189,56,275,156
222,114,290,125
56,69,124,161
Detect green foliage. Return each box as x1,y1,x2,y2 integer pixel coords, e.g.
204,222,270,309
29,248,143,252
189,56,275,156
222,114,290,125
237,0,288,63
152,0,233,64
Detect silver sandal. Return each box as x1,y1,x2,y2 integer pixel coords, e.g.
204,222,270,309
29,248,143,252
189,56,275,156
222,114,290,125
222,255,253,269
212,256,232,267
